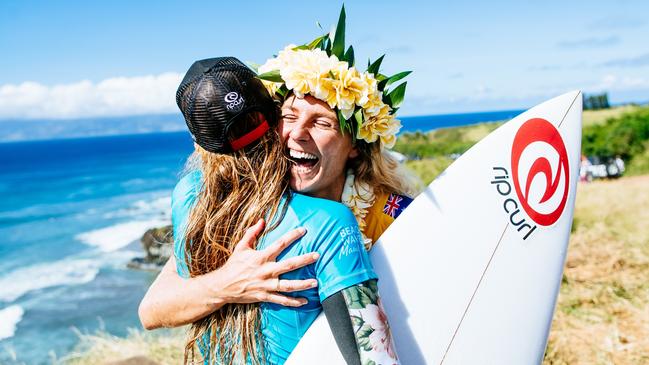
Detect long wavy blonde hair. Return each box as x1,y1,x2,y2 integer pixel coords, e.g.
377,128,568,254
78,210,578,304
182,112,290,365
350,140,421,198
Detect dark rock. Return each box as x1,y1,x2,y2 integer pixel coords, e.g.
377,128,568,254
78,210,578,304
127,225,173,271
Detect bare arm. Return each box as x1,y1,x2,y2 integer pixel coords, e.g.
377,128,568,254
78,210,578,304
138,220,319,330
323,280,400,365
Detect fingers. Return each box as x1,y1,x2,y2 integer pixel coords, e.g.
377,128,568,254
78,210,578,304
276,278,318,293
264,227,307,260
234,218,265,252
263,293,309,307
266,252,320,277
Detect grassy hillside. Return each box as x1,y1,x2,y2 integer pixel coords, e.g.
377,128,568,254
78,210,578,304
395,104,649,185
583,105,642,127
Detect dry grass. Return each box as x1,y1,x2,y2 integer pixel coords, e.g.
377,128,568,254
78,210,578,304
58,328,186,365
544,175,649,364
582,105,641,127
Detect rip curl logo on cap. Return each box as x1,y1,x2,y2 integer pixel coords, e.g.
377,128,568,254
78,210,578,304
224,92,239,103
511,118,570,226
224,92,244,111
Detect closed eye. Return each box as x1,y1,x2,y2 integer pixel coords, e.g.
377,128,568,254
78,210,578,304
315,119,337,129
281,113,298,122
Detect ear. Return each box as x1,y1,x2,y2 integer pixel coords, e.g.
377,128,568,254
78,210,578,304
348,146,359,159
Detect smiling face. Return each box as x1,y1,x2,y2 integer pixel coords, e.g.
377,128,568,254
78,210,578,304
280,95,358,201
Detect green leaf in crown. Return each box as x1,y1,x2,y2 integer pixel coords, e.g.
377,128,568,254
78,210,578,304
255,5,411,149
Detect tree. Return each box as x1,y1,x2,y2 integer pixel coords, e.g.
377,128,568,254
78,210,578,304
583,92,610,110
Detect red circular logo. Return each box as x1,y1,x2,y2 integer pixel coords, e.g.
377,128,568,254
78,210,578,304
511,118,570,226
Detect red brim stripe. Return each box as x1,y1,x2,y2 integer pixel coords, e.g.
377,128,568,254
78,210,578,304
230,119,270,151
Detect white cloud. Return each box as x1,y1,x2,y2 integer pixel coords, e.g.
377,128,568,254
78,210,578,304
590,74,649,92
0,72,183,119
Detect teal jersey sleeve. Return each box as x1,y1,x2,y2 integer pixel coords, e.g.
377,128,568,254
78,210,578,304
302,200,377,302
171,170,202,279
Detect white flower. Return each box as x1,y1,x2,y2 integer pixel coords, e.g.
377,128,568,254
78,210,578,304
258,45,402,150
280,48,338,99
364,300,399,362
341,169,376,250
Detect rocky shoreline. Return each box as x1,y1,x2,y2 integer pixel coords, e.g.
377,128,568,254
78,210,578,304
127,225,173,271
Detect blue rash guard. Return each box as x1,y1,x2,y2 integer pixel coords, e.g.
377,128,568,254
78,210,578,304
172,171,377,364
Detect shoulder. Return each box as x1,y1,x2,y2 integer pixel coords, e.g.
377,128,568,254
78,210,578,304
371,191,414,220
289,193,357,225
363,191,414,243
172,170,203,210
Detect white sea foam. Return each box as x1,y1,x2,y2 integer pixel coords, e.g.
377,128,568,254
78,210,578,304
0,305,24,341
0,259,99,303
76,219,168,252
103,196,171,220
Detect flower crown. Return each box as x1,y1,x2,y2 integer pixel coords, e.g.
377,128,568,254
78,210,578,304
256,6,411,148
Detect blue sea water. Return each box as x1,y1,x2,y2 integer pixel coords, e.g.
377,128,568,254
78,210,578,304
0,132,194,364
0,109,521,364
399,109,524,133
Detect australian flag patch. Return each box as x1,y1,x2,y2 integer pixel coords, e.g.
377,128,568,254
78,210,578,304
382,193,413,219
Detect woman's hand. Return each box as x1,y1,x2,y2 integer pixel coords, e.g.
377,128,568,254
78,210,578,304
139,219,319,329
201,218,319,307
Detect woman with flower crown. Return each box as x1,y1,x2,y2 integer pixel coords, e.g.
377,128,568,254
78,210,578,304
139,6,416,364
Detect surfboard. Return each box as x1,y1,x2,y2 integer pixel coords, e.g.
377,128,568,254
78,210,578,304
285,91,583,364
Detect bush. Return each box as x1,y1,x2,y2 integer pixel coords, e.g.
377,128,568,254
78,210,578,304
582,106,649,168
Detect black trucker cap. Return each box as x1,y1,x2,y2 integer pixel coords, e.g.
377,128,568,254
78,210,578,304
176,57,276,153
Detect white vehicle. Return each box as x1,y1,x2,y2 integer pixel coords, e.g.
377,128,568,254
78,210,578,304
581,156,625,180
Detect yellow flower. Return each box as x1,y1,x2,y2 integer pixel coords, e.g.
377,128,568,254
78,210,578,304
258,44,297,74
359,103,391,143
261,80,280,97
379,116,401,148
313,76,338,108
332,64,366,120
363,92,384,118
258,44,300,96
358,103,401,148
281,48,337,98
258,45,403,149
358,72,379,109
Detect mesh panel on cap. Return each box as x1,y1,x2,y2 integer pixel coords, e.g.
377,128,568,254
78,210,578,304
176,57,276,154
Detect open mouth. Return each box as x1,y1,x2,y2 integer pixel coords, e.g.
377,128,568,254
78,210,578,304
288,149,320,171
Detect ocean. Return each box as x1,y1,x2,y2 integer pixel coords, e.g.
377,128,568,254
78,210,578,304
0,109,521,364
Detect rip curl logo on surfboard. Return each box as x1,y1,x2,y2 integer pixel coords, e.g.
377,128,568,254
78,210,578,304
491,118,570,240
511,118,570,226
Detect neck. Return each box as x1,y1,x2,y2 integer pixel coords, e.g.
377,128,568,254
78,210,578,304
307,175,345,202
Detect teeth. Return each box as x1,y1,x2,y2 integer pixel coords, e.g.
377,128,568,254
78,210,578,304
289,149,317,160
295,165,312,173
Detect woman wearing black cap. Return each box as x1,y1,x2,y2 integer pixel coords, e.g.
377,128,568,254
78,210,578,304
161,57,399,365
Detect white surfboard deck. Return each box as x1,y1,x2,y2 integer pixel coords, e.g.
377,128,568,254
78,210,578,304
286,91,582,365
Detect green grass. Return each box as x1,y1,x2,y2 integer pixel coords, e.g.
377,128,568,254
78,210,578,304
393,121,504,159
626,141,649,176
404,157,454,185
583,105,642,127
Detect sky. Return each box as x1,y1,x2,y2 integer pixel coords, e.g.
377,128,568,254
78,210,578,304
1,0,648,120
